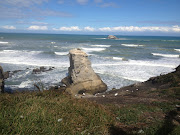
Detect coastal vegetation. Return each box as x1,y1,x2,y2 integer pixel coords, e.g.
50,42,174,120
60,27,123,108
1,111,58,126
0,84,180,134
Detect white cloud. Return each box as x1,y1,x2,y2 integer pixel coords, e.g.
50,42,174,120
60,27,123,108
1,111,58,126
31,22,48,25
84,26,95,31
76,0,88,5
98,26,180,33
0,1,72,19
172,25,180,32
27,25,48,30
53,26,81,31
0,0,48,7
99,27,111,31
2,25,16,30
51,25,180,33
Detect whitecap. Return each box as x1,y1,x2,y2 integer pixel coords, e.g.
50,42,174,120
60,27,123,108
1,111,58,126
94,38,107,39
174,49,180,52
121,44,144,47
152,53,179,58
81,47,106,53
91,45,111,47
0,41,8,44
19,80,32,88
51,42,56,44
115,38,128,40
55,52,68,55
113,57,124,61
0,50,42,55
121,76,145,82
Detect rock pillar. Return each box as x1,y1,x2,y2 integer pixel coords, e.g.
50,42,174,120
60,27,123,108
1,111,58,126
62,48,107,95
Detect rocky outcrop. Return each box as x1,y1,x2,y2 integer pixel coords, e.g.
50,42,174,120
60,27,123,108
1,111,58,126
32,66,54,74
61,48,107,95
0,66,4,93
107,35,118,39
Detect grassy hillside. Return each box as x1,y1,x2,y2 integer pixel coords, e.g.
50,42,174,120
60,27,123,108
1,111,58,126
0,89,180,135
0,90,115,134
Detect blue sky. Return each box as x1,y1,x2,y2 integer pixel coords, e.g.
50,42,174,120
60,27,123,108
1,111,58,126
0,0,180,36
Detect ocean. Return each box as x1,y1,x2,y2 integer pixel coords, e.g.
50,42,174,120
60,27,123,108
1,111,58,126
0,33,180,91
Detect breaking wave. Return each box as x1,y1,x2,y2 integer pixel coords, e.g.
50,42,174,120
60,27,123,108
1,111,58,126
152,53,179,58
55,52,68,55
121,44,144,47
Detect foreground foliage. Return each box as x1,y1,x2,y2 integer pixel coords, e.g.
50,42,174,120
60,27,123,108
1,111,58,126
0,89,180,135
0,91,113,134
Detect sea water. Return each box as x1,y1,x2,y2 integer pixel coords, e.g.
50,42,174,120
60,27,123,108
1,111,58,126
0,33,180,91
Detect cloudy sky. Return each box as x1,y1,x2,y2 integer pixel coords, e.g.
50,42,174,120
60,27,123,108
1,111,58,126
0,0,180,36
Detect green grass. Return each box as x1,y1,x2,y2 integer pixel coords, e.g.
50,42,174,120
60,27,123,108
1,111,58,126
110,102,180,135
158,87,180,99
0,91,114,135
0,90,180,135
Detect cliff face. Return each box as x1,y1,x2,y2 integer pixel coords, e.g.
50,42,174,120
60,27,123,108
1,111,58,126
62,48,107,95
0,66,4,93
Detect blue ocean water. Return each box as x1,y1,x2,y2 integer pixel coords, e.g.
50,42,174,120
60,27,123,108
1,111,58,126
0,33,180,91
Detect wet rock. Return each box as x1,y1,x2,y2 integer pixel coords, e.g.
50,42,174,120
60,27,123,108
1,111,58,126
32,66,54,74
0,65,4,93
107,35,118,39
32,68,41,74
3,71,10,79
61,48,107,95
13,70,23,74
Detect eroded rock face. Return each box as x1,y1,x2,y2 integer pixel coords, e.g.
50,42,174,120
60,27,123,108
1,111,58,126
62,48,107,95
0,66,4,93
107,35,118,39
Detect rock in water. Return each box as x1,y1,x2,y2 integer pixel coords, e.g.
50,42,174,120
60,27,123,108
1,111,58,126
0,66,4,93
62,48,107,95
107,35,118,39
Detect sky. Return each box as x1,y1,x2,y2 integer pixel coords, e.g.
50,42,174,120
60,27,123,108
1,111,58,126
0,0,180,36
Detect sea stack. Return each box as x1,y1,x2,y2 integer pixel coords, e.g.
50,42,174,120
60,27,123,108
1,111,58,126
107,35,118,39
0,65,4,93
62,48,107,95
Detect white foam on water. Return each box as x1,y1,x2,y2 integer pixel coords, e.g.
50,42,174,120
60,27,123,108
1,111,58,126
0,58,69,68
174,49,180,52
92,61,175,68
0,50,69,67
91,45,111,48
114,38,128,40
113,57,124,61
51,42,56,44
54,46,58,48
81,47,106,53
55,52,68,55
1,50,42,54
19,80,32,88
0,41,8,44
121,44,144,47
92,57,180,83
162,40,180,42
94,38,107,39
152,53,179,58
15,70,31,79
